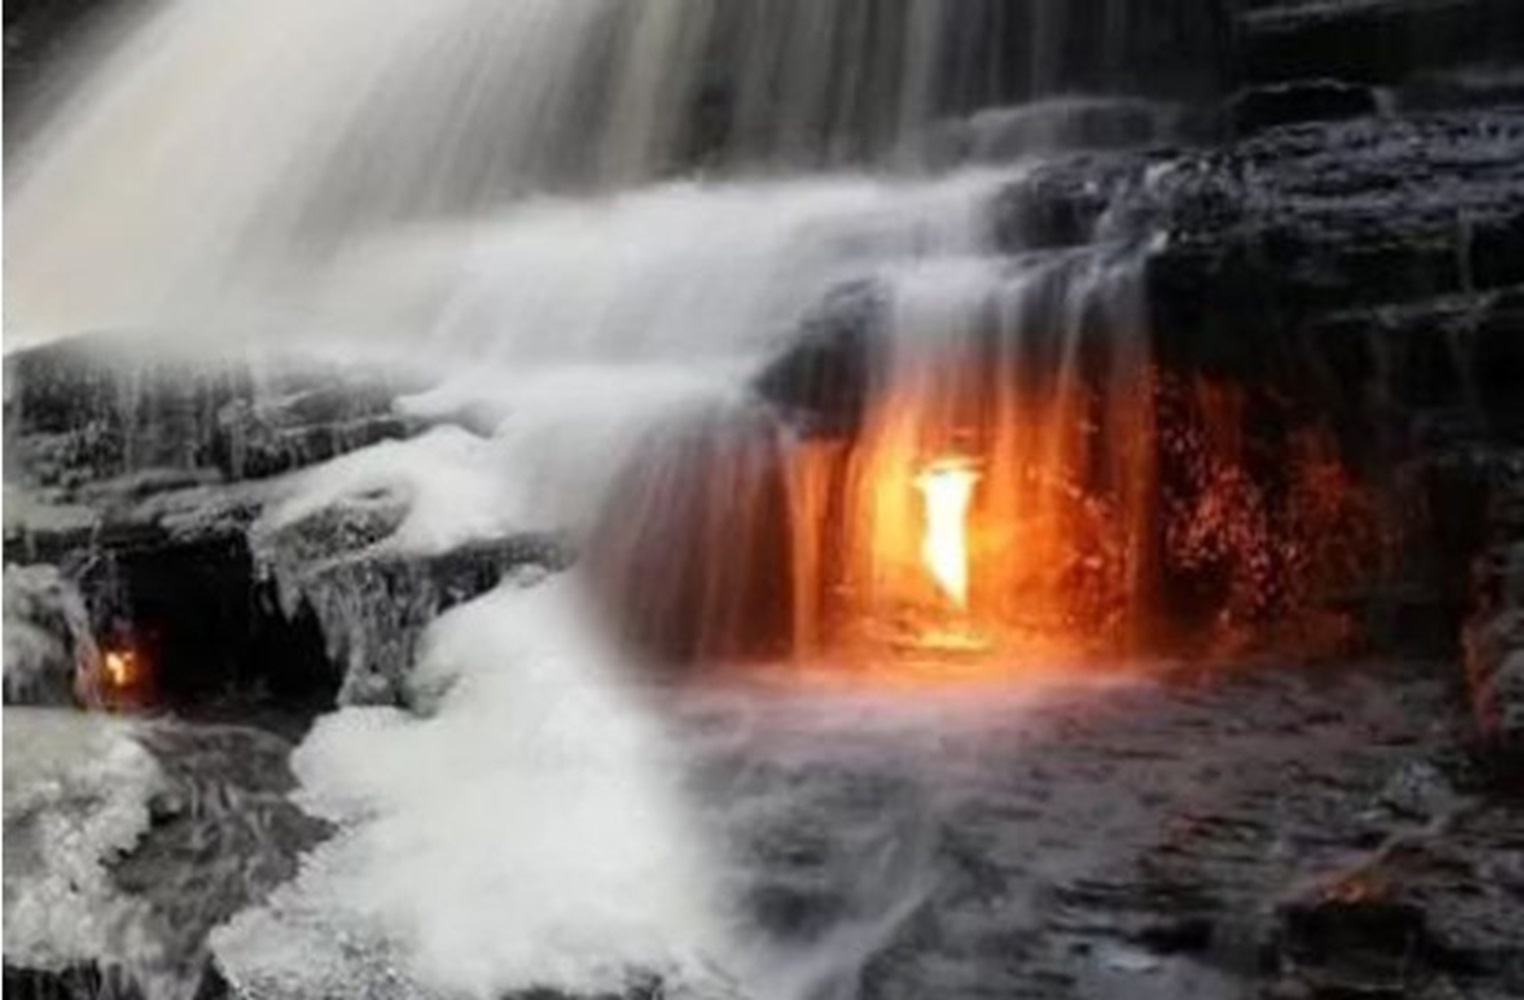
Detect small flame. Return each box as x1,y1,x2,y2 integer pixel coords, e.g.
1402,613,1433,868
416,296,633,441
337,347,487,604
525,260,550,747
103,648,138,689
914,458,980,609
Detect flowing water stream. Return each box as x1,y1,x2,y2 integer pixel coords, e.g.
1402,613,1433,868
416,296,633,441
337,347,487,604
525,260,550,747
5,2,1232,998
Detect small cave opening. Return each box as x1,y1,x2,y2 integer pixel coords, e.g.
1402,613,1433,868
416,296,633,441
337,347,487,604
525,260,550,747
79,530,339,731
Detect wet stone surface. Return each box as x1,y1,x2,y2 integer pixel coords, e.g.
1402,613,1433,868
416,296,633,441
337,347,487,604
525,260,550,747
110,724,330,998
682,660,1524,999
1463,453,1524,773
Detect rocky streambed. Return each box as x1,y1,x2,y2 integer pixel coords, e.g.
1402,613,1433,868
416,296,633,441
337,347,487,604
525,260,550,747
688,658,1524,1000
6,657,1521,1000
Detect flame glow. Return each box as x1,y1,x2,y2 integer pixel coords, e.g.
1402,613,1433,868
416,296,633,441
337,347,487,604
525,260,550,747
914,459,980,609
103,648,138,689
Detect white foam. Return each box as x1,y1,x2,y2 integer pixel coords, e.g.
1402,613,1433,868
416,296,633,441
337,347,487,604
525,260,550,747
212,580,734,999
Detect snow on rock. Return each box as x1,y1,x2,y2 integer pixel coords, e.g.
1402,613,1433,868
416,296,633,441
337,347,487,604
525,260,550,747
245,366,727,708
258,425,519,556
258,365,730,555
2,709,165,972
250,434,572,707
211,578,736,999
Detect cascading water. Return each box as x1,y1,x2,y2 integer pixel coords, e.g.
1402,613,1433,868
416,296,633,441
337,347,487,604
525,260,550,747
5,2,1236,998
5,0,1220,346
798,249,1156,659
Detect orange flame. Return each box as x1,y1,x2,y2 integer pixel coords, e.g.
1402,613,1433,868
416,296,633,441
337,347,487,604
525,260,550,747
914,458,980,609
103,648,139,690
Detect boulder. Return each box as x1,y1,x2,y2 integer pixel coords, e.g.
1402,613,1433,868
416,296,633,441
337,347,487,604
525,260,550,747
989,152,1154,252
754,282,882,439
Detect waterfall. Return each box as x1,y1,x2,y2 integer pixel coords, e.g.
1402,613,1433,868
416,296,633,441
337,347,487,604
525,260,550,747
5,1,1218,997
4,0,1217,347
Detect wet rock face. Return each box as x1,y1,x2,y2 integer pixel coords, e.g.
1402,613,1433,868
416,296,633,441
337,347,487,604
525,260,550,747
1143,103,1524,654
1306,287,1524,451
757,86,1523,658
1464,460,1524,773
1218,4,1524,753
4,340,424,491
77,521,339,723
211,384,418,482
3,342,526,719
1157,0,1524,451
258,498,574,707
1,962,220,1000
1240,0,1524,92
4,346,348,723
1225,78,1382,136
754,284,883,440
3,565,96,706
989,153,1153,252
1149,109,1524,384
5,340,249,488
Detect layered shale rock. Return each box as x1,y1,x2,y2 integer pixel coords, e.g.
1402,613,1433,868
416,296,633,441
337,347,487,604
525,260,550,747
1463,458,1524,772
255,497,574,708
1148,109,1524,385
4,340,422,491
3,340,567,721
1145,106,1524,647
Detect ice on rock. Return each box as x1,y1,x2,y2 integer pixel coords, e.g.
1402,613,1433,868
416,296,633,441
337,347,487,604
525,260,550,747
259,426,519,556
212,579,735,1000
4,565,99,706
3,710,165,971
